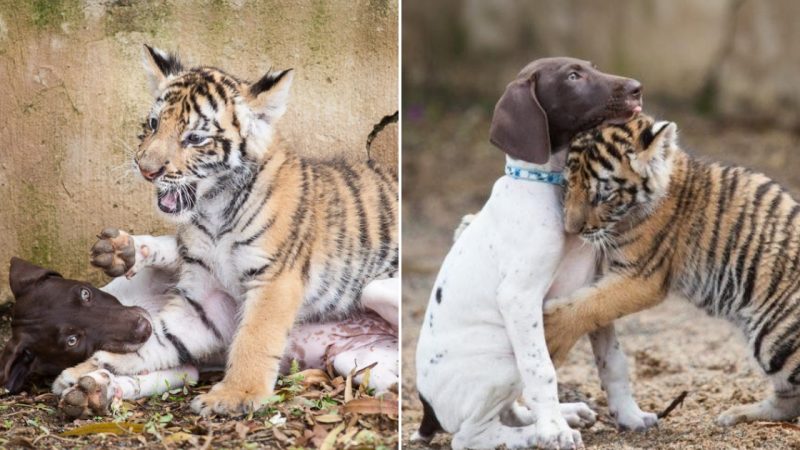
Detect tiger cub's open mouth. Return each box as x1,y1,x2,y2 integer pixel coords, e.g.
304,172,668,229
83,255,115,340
157,183,197,214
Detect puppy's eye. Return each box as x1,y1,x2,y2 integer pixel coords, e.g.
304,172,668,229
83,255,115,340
80,288,91,302
66,335,79,347
149,117,159,131
184,133,207,146
567,72,580,81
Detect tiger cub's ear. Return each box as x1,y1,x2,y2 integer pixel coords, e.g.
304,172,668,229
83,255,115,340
631,121,677,175
246,69,294,125
142,45,184,96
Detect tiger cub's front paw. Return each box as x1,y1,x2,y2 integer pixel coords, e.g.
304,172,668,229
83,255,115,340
543,298,584,366
190,382,270,417
91,228,136,278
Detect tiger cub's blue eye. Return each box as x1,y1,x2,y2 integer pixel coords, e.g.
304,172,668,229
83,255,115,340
186,133,205,145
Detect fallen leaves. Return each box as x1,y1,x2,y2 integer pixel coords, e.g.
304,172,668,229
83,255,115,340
0,365,398,449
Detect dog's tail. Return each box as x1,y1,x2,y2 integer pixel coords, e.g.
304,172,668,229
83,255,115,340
453,213,477,242
410,393,443,443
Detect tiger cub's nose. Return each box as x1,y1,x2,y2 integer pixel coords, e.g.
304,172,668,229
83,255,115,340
139,166,165,181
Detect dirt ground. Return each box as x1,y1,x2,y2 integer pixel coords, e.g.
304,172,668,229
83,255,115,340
401,103,800,449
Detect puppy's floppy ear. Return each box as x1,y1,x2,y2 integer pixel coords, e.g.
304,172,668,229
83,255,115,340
9,257,62,298
0,336,34,393
489,76,551,164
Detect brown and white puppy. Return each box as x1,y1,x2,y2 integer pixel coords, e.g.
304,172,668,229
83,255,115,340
0,258,151,393
414,57,654,450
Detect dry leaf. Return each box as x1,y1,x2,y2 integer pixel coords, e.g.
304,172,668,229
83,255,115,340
235,421,249,440
163,431,197,445
343,397,398,416
315,414,343,424
319,423,345,450
272,427,290,443
345,371,354,403
61,422,144,436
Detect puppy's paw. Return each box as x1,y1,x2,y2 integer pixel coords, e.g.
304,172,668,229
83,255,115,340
52,371,78,396
531,416,583,450
91,228,136,278
59,372,113,419
560,402,597,429
612,403,658,431
190,382,270,417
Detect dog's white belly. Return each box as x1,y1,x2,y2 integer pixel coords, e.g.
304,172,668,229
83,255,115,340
416,176,568,432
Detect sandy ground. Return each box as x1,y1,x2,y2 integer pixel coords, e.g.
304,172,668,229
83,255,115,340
401,103,800,449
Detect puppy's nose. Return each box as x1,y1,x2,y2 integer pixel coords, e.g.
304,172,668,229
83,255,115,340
140,166,165,181
132,317,152,342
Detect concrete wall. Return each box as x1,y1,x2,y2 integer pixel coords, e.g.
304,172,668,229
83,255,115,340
0,0,398,301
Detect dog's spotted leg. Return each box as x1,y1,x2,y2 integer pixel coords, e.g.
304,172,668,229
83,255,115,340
496,281,583,449
589,325,658,431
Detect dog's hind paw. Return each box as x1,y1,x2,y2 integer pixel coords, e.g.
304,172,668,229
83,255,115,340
91,228,136,278
560,402,597,429
59,372,113,419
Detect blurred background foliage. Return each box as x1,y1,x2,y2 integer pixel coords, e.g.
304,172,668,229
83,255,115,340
404,0,800,127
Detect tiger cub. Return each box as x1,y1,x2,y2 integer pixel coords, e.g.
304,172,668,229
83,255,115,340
544,114,800,426
136,46,398,415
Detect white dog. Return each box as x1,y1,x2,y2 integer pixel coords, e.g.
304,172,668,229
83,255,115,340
413,58,658,449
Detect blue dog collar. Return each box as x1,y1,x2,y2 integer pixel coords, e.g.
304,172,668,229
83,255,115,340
505,165,565,186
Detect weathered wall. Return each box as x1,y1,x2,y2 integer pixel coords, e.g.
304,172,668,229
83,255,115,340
404,0,800,127
0,0,398,301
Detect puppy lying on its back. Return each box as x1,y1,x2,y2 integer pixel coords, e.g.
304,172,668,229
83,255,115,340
1,228,397,418
546,114,800,426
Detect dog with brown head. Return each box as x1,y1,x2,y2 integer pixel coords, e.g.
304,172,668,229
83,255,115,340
490,56,643,163
0,258,151,393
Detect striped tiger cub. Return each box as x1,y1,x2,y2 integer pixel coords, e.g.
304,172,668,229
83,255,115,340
544,114,800,426
136,46,397,416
